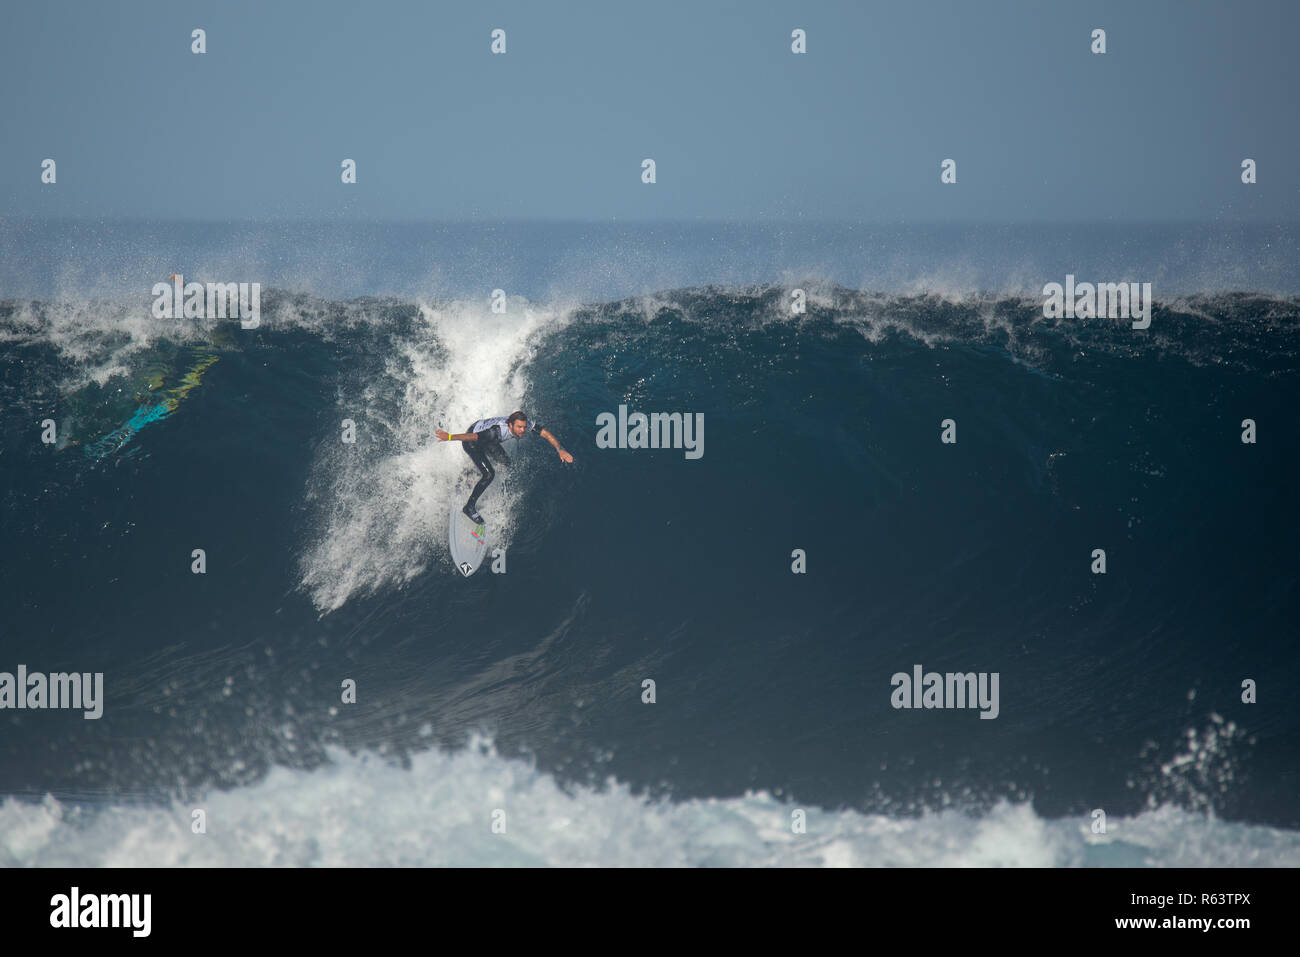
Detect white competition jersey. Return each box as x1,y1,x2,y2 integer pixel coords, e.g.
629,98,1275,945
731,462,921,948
468,416,542,443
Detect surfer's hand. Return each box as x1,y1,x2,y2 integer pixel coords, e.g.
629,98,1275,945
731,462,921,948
435,429,449,442
558,449,573,463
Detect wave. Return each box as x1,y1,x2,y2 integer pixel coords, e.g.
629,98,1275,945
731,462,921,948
3,738,1296,867
2,283,1297,832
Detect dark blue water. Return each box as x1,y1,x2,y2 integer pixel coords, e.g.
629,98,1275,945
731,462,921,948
1,221,1298,865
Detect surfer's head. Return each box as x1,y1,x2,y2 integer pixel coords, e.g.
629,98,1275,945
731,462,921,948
507,411,528,437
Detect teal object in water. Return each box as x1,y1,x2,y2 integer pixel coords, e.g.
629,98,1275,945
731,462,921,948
82,402,171,460
80,354,219,461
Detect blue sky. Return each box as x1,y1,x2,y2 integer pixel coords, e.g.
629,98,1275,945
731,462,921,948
2,0,1295,221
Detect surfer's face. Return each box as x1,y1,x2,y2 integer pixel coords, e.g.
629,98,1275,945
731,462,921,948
509,420,526,437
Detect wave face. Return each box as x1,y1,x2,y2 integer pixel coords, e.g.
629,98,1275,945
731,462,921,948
2,280,1298,865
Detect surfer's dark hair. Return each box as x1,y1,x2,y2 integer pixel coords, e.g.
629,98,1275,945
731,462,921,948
507,411,527,425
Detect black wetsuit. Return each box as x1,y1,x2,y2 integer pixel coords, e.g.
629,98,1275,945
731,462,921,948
463,416,545,513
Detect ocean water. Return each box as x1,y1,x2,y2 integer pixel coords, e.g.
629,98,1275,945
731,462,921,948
1,220,1297,866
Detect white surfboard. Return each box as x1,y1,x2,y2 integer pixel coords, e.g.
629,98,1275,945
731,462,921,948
448,503,489,577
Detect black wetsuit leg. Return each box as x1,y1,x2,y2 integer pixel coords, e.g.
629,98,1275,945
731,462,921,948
464,442,494,512
463,432,510,511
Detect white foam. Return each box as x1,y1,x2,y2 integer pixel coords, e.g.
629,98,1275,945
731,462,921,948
3,739,1296,867
0,298,212,392
297,297,575,613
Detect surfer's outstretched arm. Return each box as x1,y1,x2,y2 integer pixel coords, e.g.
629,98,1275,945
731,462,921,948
436,429,475,442
539,428,573,463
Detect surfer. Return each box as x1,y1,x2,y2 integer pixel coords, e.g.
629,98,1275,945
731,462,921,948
436,412,572,524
